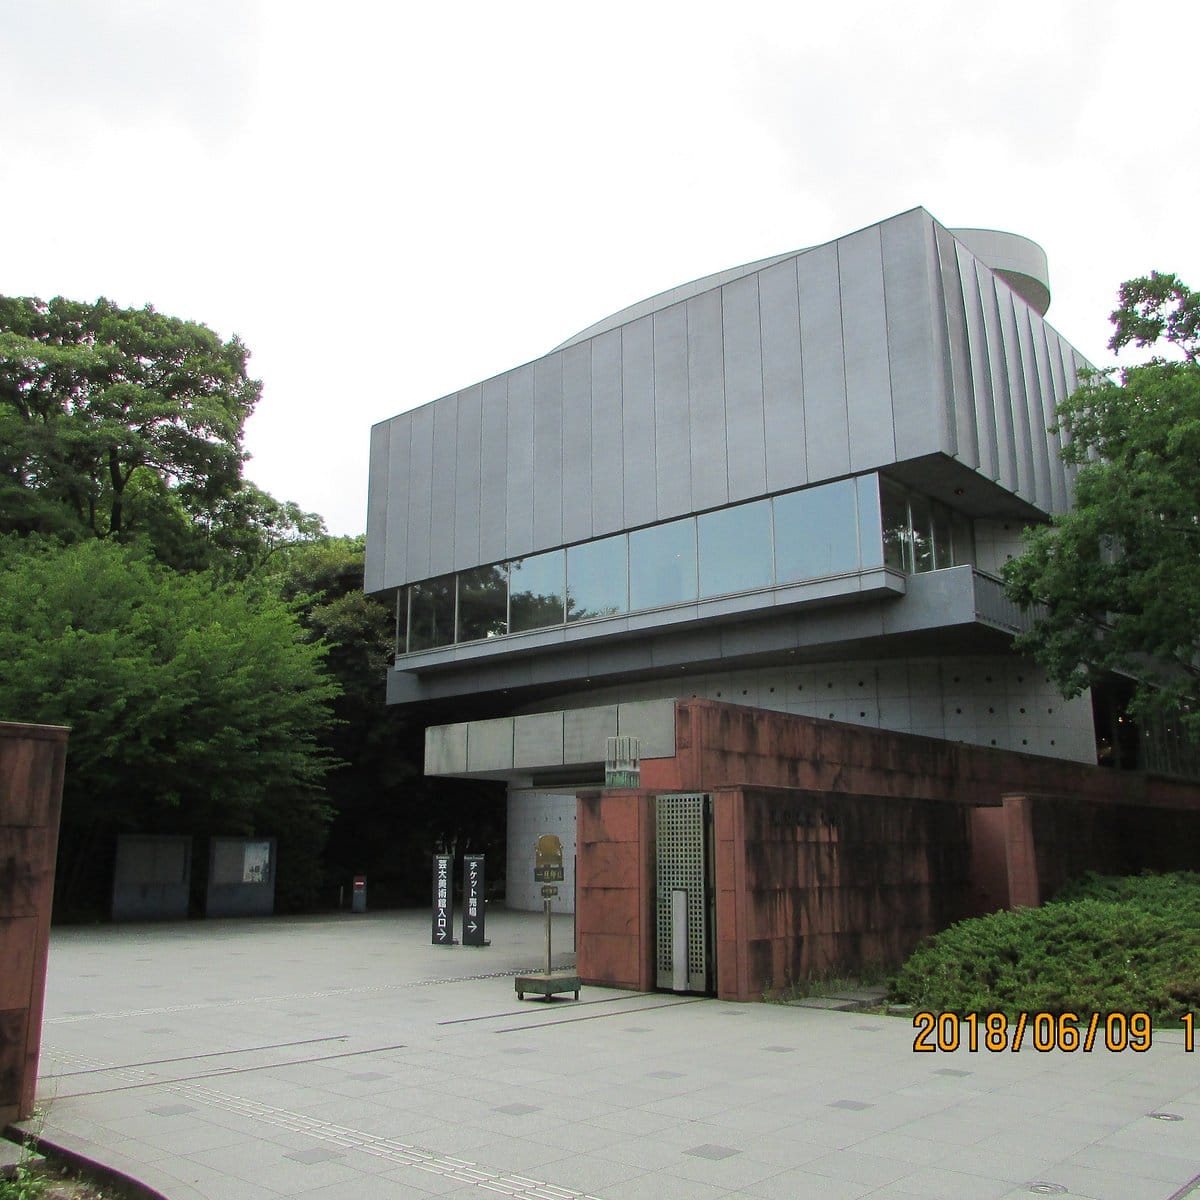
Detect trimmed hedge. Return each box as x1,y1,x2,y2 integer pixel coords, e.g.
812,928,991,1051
889,872,1200,1022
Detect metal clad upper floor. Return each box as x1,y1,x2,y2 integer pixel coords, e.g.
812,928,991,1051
365,207,1086,596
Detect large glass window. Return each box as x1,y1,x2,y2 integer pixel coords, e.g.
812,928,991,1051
698,499,773,598
880,479,911,572
509,550,565,632
773,479,859,582
909,493,935,573
567,536,627,622
408,575,456,651
457,564,508,642
629,517,697,610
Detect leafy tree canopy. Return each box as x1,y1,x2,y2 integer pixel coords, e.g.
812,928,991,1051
0,294,323,571
1004,272,1200,736
0,536,340,909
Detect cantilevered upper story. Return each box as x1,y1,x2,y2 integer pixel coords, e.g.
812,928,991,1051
365,207,1085,715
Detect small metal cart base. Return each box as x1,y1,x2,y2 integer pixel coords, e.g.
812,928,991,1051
514,970,581,1001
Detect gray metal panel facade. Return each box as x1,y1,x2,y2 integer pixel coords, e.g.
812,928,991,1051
453,384,482,571
479,376,509,565
959,251,1001,482
797,240,851,481
590,329,624,538
505,364,535,555
405,404,435,582
621,315,657,530
935,223,974,467
758,257,807,494
882,211,944,464
687,289,728,513
722,272,767,502
533,355,564,551
364,420,390,594
429,390,458,578
839,225,896,473
653,302,692,518
366,208,1086,594
561,342,593,545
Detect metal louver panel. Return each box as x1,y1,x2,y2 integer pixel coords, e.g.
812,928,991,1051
655,792,709,991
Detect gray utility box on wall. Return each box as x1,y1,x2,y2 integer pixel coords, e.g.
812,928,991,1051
112,834,192,921
205,837,277,917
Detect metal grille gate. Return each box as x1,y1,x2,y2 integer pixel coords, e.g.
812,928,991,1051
654,792,714,993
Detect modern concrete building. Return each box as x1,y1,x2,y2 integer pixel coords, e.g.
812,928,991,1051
366,207,1110,916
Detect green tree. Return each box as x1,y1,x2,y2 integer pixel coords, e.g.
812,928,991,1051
0,295,259,549
1004,272,1200,736
0,536,340,913
274,538,505,906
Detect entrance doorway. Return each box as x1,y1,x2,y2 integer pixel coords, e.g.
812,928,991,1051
654,792,716,994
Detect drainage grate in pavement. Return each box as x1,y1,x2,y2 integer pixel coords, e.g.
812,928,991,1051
683,1145,740,1161
828,1099,873,1111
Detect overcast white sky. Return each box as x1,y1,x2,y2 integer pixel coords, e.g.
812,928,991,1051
3,1,1197,536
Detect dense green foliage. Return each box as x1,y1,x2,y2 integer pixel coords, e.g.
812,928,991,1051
0,536,340,913
890,872,1200,1021
0,293,503,917
1004,273,1200,736
271,537,505,907
0,294,322,573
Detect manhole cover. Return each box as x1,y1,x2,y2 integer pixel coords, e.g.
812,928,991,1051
1149,1111,1184,1122
1028,1184,1068,1196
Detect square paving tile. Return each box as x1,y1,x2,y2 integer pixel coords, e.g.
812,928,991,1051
683,1144,741,1160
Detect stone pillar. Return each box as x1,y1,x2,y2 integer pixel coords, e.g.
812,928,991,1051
0,722,68,1122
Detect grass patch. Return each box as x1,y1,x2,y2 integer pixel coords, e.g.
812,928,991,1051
888,872,1200,1023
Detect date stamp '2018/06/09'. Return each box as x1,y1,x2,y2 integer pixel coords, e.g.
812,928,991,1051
913,1010,1196,1053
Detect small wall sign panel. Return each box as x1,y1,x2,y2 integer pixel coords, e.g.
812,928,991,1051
431,853,455,945
534,834,565,882
463,854,486,945
540,884,559,898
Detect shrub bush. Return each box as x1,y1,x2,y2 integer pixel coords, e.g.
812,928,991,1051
889,873,1200,1022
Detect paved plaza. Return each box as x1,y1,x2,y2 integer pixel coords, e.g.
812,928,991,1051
22,909,1200,1200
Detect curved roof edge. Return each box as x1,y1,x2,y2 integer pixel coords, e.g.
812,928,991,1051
551,247,809,352
551,213,1052,354
947,228,1051,315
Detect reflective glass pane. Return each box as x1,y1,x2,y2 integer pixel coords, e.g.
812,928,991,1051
880,479,911,572
856,475,884,569
629,518,697,610
510,550,565,632
698,500,772,598
909,493,935,573
408,575,456,651
931,502,953,570
457,565,508,641
773,480,859,582
567,536,627,622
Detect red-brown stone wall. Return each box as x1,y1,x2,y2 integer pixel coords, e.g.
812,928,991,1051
0,722,68,1122
715,786,971,1001
575,789,656,992
649,699,1200,811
